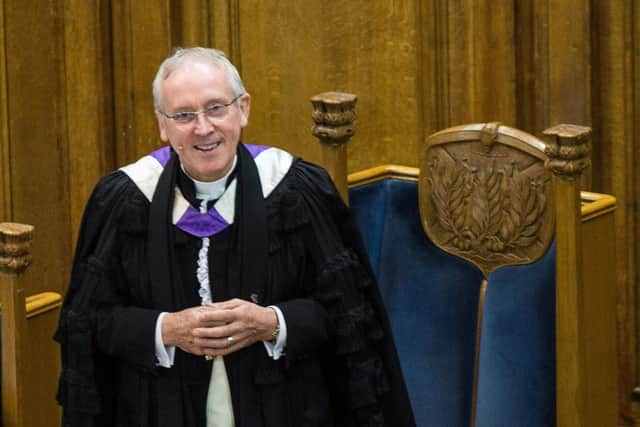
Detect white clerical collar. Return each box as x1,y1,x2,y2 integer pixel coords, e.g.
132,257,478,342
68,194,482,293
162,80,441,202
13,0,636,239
120,144,294,237
181,155,238,201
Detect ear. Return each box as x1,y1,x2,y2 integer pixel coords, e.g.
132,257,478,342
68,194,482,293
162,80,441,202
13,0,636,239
156,111,169,142
238,93,251,128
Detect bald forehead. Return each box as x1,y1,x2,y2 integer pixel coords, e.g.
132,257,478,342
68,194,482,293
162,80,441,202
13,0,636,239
164,58,230,86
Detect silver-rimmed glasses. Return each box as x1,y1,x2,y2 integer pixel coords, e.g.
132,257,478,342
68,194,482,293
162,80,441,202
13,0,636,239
158,93,244,125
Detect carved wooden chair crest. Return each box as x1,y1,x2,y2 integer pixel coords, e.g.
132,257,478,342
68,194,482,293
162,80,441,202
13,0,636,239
420,122,556,276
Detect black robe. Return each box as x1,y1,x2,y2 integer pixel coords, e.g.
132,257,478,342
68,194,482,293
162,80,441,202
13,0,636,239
55,144,415,427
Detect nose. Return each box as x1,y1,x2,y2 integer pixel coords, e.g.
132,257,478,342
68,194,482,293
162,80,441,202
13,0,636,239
193,112,215,135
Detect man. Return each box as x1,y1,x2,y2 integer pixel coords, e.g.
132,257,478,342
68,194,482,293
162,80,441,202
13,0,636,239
56,47,414,427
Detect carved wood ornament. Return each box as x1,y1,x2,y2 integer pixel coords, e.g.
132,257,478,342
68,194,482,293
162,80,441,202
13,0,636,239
543,124,592,180
310,92,357,203
0,222,34,274
419,122,555,277
310,92,357,146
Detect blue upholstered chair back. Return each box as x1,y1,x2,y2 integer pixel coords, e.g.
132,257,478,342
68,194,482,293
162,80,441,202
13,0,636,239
349,177,556,427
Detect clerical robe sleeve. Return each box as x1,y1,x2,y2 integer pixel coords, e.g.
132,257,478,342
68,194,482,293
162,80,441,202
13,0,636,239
272,159,414,426
55,172,161,420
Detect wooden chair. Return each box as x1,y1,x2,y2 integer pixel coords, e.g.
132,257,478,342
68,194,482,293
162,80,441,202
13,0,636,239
0,223,62,427
311,93,618,426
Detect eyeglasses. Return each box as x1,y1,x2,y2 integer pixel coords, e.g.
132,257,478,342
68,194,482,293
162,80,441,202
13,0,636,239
158,93,244,125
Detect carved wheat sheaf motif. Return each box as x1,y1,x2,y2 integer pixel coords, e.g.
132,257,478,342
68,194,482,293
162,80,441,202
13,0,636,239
424,145,551,274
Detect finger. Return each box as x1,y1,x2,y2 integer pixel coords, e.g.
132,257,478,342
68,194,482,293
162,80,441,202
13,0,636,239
197,307,239,324
195,328,258,350
193,324,237,339
202,335,254,357
194,332,248,348
206,298,247,310
196,319,229,329
195,337,228,350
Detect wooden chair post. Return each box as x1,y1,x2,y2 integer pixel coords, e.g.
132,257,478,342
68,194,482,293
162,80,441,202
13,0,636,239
544,125,617,426
310,92,357,204
0,222,33,427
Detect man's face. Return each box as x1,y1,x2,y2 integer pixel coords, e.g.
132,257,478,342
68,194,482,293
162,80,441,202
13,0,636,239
157,60,250,182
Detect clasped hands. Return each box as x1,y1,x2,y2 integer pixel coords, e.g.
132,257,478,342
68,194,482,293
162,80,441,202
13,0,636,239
161,298,278,358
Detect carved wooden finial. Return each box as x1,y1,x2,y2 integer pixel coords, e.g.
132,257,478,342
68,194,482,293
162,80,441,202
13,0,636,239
479,121,502,150
310,92,357,146
542,124,591,180
310,92,357,203
0,223,34,274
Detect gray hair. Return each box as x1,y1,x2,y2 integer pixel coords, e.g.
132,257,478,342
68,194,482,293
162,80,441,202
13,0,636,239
152,47,246,110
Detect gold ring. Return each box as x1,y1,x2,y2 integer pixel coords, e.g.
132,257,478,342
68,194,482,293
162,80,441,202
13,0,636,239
227,336,234,343
205,355,213,361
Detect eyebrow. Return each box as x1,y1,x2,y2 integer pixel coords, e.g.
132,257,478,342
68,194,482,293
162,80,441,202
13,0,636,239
170,96,236,112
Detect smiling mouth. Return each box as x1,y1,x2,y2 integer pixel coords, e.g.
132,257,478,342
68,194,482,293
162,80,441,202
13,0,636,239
195,141,221,152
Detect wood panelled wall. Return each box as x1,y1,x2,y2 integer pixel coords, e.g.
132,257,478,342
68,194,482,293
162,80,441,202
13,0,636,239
1,0,639,424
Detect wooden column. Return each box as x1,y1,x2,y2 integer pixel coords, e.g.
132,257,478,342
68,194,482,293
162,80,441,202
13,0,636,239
590,2,638,423
545,124,589,426
178,0,210,46
517,0,592,184
310,92,357,203
544,124,617,426
112,0,174,164
63,0,114,246
0,222,33,427
0,0,10,222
